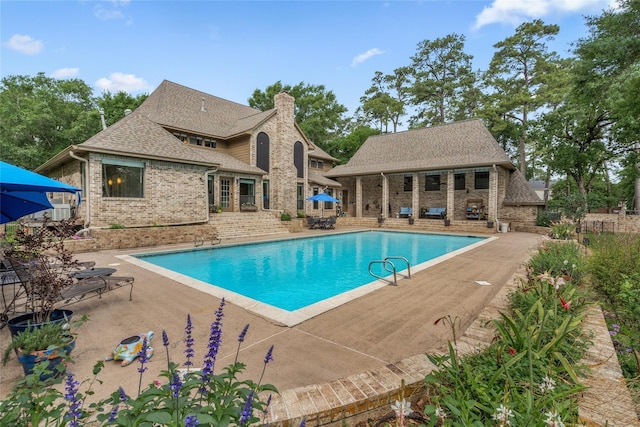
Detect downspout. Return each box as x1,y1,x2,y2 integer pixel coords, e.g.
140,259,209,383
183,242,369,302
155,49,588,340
204,167,219,221
69,151,90,228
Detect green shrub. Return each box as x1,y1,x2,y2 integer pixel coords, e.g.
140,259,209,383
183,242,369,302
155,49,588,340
588,233,640,302
109,223,125,229
280,212,292,221
536,210,553,227
527,241,586,283
549,219,576,240
296,210,306,218
425,280,589,425
422,237,593,426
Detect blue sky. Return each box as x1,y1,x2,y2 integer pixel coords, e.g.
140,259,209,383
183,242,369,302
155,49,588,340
1,0,617,117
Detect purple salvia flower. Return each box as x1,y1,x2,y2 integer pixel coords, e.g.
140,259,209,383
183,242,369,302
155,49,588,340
170,370,183,398
162,329,171,364
137,337,150,374
64,372,82,427
238,324,249,343
184,314,194,368
239,391,254,425
108,404,119,423
258,345,275,386
137,337,150,396
299,416,306,427
263,394,273,415
184,414,199,427
264,345,274,364
118,386,127,402
234,324,250,364
202,299,225,378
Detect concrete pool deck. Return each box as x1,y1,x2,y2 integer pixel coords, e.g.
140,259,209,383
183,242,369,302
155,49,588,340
0,228,544,415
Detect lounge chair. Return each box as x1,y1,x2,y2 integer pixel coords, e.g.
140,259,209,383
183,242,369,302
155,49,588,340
7,257,134,310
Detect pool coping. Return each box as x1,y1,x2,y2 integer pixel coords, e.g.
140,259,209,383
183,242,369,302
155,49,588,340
119,231,496,327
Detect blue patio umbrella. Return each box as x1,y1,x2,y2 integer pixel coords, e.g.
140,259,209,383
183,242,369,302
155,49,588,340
306,192,339,217
0,161,81,224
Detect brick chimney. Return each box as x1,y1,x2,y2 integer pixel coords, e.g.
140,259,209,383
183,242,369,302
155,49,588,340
272,91,298,213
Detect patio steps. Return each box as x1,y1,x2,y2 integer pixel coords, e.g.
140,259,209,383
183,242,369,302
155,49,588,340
209,212,291,240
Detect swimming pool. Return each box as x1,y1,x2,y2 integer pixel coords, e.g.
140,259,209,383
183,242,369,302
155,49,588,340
122,231,490,326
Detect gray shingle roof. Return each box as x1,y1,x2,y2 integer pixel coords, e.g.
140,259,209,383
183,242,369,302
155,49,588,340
77,109,265,175
504,170,544,205
137,80,269,138
326,119,514,177
308,145,338,162
308,170,342,187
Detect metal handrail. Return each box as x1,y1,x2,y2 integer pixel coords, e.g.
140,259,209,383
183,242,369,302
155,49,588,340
368,259,398,286
195,235,204,247
384,256,411,279
368,256,412,286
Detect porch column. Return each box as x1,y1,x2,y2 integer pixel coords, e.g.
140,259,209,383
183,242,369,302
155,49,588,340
356,177,363,218
488,166,498,222
381,173,389,218
412,172,419,216
446,170,454,220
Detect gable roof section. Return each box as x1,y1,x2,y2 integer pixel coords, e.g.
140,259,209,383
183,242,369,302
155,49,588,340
326,119,513,177
308,170,342,188
38,109,265,175
137,80,270,138
308,144,339,162
504,169,544,206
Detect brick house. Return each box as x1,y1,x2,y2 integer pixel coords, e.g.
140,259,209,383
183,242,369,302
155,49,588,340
36,80,341,228
325,119,543,227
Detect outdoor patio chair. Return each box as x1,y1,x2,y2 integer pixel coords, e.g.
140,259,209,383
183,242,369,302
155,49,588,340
307,216,322,229
6,257,134,312
322,216,336,230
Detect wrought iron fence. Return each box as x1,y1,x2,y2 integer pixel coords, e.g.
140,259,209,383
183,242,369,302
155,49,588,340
581,220,616,234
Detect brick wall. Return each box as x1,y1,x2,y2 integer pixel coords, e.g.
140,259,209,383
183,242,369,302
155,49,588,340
64,224,218,252
85,155,209,227
584,212,640,234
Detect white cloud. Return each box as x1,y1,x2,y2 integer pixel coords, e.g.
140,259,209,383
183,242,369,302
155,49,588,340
51,68,80,79
351,48,385,67
95,73,150,92
4,34,43,55
94,0,131,21
474,0,612,28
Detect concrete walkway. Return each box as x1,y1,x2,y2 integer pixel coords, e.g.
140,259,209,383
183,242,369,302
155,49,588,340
0,229,543,406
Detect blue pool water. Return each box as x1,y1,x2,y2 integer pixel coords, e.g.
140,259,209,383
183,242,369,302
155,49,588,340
134,231,484,311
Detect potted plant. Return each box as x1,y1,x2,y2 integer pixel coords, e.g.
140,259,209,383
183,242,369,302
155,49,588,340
444,217,451,226
486,218,495,228
2,315,85,380
408,214,414,225
4,216,82,336
240,202,257,212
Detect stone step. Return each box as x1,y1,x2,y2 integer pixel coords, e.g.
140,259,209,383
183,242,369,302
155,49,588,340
208,212,290,240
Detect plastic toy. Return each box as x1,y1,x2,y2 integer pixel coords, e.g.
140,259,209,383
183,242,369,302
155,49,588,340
106,330,154,366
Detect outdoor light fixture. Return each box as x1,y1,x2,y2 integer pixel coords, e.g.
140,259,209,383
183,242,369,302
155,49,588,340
117,177,122,184
108,179,113,186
